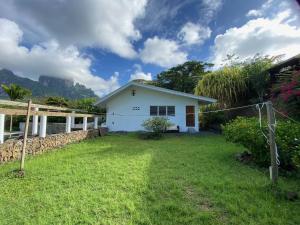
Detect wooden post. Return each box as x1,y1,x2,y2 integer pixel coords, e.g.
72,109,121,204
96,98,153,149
83,117,87,131
66,116,71,133
20,100,32,172
94,117,98,129
0,114,5,144
266,101,278,184
32,107,39,136
39,115,47,138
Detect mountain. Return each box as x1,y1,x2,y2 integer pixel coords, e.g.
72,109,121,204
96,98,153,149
0,69,98,99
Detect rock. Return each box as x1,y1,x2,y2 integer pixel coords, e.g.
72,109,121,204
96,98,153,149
0,129,100,164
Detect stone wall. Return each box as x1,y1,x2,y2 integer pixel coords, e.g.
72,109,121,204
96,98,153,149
0,129,101,163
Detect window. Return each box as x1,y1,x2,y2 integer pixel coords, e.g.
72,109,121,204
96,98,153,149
150,106,158,116
159,106,166,116
131,89,136,96
132,106,140,111
167,106,175,116
150,106,175,116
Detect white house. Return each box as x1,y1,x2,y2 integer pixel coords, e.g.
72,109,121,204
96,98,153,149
95,81,216,132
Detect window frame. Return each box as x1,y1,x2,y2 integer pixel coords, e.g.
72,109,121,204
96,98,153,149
159,106,167,116
167,106,175,116
150,106,158,116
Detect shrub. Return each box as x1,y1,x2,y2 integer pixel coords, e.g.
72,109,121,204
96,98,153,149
222,117,300,170
142,117,173,139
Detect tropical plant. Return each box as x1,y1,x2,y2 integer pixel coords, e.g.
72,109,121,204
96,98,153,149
155,61,213,93
195,66,247,107
44,96,69,107
1,84,31,101
241,56,274,102
1,84,31,135
71,98,99,113
142,117,173,139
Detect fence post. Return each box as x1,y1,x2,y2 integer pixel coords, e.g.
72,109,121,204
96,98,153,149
94,117,98,129
39,115,47,138
266,101,278,184
66,116,71,133
71,111,75,128
32,107,39,136
20,100,32,173
0,114,5,144
83,117,87,131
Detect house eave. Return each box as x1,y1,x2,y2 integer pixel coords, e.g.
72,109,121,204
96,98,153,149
95,81,217,107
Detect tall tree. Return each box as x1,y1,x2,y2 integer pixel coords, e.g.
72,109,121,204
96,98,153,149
155,61,213,93
195,66,247,107
241,56,275,102
1,84,31,135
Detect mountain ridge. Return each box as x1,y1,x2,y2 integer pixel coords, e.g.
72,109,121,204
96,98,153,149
0,69,98,100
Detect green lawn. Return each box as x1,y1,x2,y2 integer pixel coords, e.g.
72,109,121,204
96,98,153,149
0,133,299,225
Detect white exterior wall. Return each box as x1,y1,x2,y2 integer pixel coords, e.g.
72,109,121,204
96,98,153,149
106,86,199,132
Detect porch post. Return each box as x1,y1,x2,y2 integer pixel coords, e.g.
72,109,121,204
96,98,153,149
39,115,47,138
32,107,39,136
93,117,98,129
66,116,71,133
83,117,87,131
71,111,75,128
0,114,5,144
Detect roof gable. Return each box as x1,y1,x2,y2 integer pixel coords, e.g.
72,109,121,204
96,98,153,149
95,81,217,106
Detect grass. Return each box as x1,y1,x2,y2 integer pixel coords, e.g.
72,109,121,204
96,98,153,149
0,133,300,225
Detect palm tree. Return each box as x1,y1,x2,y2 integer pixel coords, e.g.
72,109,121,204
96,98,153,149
1,84,31,136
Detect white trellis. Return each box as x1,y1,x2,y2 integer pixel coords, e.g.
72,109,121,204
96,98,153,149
0,99,100,145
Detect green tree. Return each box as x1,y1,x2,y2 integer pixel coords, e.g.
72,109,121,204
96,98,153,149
1,84,31,101
195,66,247,107
1,84,31,135
155,61,213,93
71,98,99,113
241,56,275,102
44,96,69,107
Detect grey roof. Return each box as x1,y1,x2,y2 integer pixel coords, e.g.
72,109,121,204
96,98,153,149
95,81,217,106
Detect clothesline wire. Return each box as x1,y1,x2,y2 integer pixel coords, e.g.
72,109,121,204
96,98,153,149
272,108,300,125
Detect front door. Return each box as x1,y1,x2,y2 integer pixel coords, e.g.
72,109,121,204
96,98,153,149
186,106,195,127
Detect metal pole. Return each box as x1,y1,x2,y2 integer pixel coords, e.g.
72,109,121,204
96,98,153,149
266,101,278,184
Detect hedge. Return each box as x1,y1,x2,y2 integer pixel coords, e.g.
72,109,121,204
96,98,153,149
222,117,300,170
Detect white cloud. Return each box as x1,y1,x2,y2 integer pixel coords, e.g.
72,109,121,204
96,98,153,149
129,64,152,81
201,0,223,22
246,9,262,17
246,0,273,17
0,18,119,96
178,22,211,45
211,9,300,67
140,36,187,68
0,0,147,59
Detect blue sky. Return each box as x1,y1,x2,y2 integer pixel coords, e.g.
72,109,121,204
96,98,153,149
87,0,263,80
0,0,299,96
